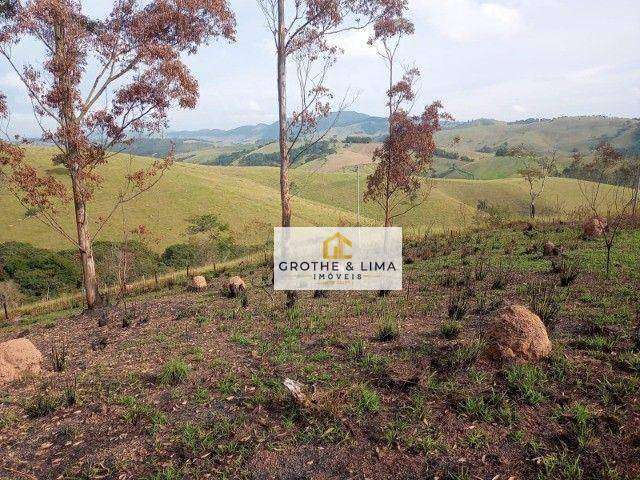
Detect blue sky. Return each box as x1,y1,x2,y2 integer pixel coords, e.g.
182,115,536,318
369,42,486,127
1,0,639,134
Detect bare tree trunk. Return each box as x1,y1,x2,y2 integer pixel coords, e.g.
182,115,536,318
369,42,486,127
633,170,640,217
277,0,291,228
277,0,296,308
530,202,536,219
71,172,101,309
384,58,394,229
54,21,100,310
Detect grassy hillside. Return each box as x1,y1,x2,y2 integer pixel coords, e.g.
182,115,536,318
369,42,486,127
0,147,629,251
436,116,639,155
0,147,362,251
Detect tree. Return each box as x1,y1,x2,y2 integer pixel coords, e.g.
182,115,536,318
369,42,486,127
257,0,408,306
364,15,447,227
186,213,235,265
510,146,558,218
0,0,235,309
574,142,634,276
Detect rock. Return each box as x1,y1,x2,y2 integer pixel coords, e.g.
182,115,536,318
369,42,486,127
123,284,134,294
228,276,246,298
543,241,560,257
583,216,608,238
191,275,207,291
487,305,552,361
0,338,43,384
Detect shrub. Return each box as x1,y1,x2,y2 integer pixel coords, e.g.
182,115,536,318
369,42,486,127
120,395,167,432
441,320,462,339
0,242,81,298
0,280,25,310
527,281,565,330
159,358,190,385
447,290,470,321
24,392,60,418
51,344,68,372
474,289,502,314
93,240,163,285
374,316,399,342
161,243,201,269
491,265,509,290
556,258,581,286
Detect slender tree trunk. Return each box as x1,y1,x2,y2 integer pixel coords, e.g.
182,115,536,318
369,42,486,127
277,0,291,228
277,0,296,308
633,170,640,217
530,202,536,219
384,57,394,228
54,21,100,309
71,171,101,309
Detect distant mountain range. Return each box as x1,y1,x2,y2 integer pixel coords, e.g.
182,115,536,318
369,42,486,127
167,111,388,144
125,111,640,158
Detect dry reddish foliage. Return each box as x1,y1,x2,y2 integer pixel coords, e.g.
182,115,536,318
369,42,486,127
364,68,448,226
0,0,235,308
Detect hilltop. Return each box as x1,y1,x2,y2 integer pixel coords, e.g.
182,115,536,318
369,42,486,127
125,113,640,163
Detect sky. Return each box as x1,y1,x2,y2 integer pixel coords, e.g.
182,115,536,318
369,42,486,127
1,0,639,135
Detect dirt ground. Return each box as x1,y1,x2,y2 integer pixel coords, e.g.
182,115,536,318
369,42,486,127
1,223,639,480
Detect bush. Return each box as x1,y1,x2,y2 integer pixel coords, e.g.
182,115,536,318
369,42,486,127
441,320,462,339
0,280,25,309
495,142,509,157
0,242,81,298
374,316,400,342
162,243,201,269
91,240,163,285
527,281,564,330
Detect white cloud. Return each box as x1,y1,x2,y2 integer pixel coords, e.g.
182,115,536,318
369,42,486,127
415,0,523,42
0,72,23,89
335,29,377,58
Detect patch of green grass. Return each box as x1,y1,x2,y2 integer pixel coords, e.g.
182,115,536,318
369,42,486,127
574,335,616,352
618,351,640,373
374,315,400,342
23,392,60,418
119,395,167,432
143,466,183,480
353,385,381,414
159,358,190,385
441,320,462,339
465,429,487,449
504,363,547,405
218,373,241,396
347,338,365,358
359,353,389,375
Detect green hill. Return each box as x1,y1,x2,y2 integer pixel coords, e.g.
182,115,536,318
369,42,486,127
0,147,630,251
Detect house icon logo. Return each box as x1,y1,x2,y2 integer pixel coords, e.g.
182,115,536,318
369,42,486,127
323,232,353,260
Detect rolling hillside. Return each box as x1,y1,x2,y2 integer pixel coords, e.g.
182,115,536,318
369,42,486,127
151,113,638,154
1,147,628,252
